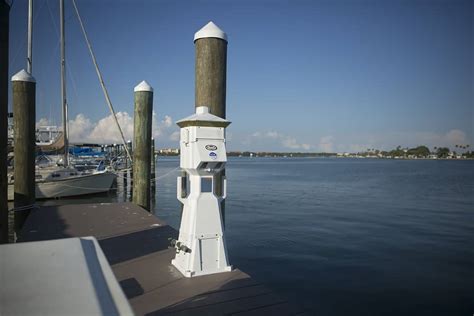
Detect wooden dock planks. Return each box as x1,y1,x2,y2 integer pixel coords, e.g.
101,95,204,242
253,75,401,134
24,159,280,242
19,202,306,315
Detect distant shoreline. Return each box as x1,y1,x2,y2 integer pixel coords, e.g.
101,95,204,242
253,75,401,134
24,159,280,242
157,153,474,161
157,145,472,160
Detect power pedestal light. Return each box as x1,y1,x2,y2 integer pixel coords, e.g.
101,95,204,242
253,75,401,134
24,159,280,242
171,106,232,277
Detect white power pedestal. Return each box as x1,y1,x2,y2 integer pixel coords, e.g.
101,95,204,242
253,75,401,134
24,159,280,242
171,106,232,277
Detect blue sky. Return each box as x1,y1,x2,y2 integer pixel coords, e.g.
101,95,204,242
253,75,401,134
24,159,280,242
8,0,473,152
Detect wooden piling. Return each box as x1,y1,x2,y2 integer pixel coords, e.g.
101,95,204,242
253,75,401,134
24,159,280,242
194,21,228,225
0,0,10,243
123,143,129,187
127,141,133,156
127,141,132,168
11,70,36,231
150,139,156,207
151,138,156,189
195,21,227,117
132,81,153,211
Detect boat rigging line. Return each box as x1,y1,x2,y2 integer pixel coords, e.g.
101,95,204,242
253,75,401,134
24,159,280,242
71,0,133,164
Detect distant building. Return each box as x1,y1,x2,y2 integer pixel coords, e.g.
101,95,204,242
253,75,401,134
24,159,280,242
336,152,351,157
158,148,179,155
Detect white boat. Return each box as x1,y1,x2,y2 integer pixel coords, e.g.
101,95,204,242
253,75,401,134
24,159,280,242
36,126,61,146
8,0,117,201
8,168,116,200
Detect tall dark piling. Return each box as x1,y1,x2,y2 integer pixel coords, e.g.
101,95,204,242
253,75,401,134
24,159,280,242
150,139,156,208
127,141,133,158
0,0,10,243
132,81,153,211
127,141,132,168
12,70,36,231
151,138,156,189
194,21,228,225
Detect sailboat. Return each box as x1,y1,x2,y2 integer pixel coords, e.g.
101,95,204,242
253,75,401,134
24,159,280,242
8,0,116,200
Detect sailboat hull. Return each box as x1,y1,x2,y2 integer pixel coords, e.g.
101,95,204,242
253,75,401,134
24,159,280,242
8,171,117,200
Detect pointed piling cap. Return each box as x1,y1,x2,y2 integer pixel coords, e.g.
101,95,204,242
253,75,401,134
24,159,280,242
194,21,228,42
176,106,231,128
134,80,153,92
11,69,35,82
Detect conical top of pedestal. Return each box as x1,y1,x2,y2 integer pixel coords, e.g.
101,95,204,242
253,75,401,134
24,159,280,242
194,21,227,42
176,106,231,128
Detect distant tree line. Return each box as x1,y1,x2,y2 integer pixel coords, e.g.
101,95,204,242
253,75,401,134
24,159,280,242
361,144,472,159
227,151,335,157
157,146,473,159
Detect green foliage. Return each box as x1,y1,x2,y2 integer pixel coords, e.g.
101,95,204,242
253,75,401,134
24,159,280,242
407,146,430,157
389,148,405,157
436,147,450,158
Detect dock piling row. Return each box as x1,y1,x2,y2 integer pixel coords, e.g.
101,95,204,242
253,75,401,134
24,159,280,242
0,0,10,244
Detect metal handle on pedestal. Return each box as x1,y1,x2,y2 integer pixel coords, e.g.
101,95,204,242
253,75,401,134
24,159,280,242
221,177,227,200
177,176,186,203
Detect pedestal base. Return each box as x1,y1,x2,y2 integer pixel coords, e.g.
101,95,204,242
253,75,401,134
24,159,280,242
172,258,232,278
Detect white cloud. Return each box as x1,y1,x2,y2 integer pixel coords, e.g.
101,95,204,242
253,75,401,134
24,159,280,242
236,128,472,153
57,119,463,153
248,130,313,151
265,131,279,139
69,114,95,143
318,136,334,153
347,144,373,153
39,112,178,146
280,136,311,151
36,118,50,127
170,131,180,141
152,113,174,139
332,129,471,153
87,112,133,143
378,129,471,151
443,129,469,147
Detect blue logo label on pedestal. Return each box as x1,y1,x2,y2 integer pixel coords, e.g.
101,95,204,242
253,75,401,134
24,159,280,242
209,152,217,160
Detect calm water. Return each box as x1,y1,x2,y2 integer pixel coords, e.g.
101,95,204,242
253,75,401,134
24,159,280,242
42,157,474,315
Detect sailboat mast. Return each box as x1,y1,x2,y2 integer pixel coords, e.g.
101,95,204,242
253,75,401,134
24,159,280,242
60,0,68,167
27,0,33,74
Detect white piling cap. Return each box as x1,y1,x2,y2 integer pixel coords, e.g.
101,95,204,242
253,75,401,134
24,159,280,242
196,106,209,114
134,80,153,92
11,69,35,82
194,21,227,42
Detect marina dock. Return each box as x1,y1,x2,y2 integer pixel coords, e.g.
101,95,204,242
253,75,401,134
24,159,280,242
2,4,306,314
18,202,306,315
